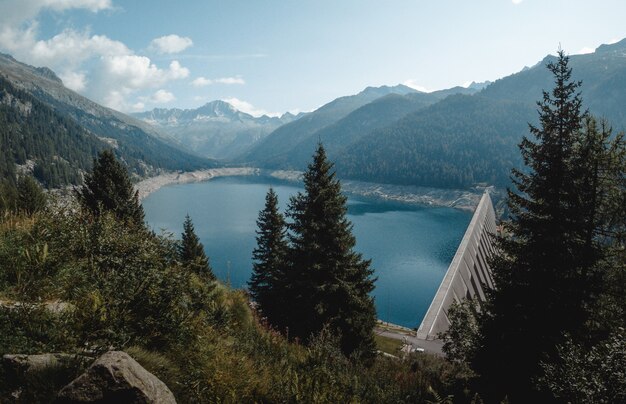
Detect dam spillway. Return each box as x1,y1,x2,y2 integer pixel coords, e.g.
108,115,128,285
416,191,497,340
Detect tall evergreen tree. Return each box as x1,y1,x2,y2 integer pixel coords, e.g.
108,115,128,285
76,149,144,226
472,50,612,401
179,214,215,281
17,175,47,215
248,188,289,328
285,143,377,358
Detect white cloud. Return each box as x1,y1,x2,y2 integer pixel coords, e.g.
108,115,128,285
149,34,193,54
131,101,145,111
150,89,176,103
59,71,87,91
167,60,189,79
221,97,278,117
0,0,112,26
214,77,244,85
192,77,212,87
192,76,245,87
577,46,595,55
511,0,523,5
0,2,194,112
403,79,432,93
607,38,620,45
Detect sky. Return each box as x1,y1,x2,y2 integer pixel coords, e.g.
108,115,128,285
0,0,624,116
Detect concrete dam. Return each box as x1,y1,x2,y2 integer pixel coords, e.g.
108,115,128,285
416,191,497,341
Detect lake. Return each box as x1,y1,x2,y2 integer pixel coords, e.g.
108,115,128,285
142,176,471,328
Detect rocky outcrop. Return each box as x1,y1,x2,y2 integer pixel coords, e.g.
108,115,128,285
55,351,176,404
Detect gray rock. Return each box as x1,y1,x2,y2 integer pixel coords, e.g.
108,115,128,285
55,351,176,404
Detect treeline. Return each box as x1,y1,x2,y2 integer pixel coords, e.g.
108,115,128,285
0,149,473,403
0,75,102,187
335,94,536,188
0,73,215,192
442,51,626,402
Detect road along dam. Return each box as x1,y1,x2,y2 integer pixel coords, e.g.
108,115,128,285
415,191,497,341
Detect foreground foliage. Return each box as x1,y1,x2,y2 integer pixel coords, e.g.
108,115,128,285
250,144,378,358
0,206,473,403
444,50,626,402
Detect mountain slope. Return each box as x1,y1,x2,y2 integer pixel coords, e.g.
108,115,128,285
332,40,626,189
241,84,417,164
0,53,215,180
335,94,535,188
0,75,102,187
481,39,626,129
132,101,299,160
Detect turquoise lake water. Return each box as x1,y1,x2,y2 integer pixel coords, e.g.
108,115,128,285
142,176,471,328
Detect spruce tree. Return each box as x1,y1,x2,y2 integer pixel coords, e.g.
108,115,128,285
76,149,144,226
285,143,377,358
180,214,215,281
248,188,289,328
17,175,47,215
472,50,609,401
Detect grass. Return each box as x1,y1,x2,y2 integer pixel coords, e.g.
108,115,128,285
375,334,403,355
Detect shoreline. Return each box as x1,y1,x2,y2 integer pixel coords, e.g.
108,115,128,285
135,168,486,211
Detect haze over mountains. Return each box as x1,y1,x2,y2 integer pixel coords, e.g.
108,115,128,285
131,101,301,159
2,39,626,190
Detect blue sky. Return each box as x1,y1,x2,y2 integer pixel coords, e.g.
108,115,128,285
1,0,624,116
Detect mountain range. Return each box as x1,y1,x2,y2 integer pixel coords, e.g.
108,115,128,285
2,38,626,191
239,39,626,189
0,52,213,187
131,101,301,160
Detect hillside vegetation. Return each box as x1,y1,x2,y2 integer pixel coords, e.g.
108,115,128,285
0,152,472,403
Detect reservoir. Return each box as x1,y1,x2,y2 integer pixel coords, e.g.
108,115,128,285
142,176,471,328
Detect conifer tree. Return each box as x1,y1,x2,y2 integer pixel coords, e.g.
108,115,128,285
17,175,47,215
248,188,289,328
472,50,613,401
76,149,144,226
180,214,215,281
285,143,377,358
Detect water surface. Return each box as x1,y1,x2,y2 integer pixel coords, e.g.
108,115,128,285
142,176,471,328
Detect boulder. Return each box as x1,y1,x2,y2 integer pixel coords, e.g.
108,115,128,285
2,353,89,402
55,351,176,403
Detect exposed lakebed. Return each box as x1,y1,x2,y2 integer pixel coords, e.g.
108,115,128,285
142,176,471,328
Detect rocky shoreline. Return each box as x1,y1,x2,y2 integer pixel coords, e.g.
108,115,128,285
135,168,486,211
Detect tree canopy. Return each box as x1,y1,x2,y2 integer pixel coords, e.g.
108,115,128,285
76,149,145,226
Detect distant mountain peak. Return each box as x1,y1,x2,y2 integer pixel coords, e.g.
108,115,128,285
595,37,626,54
196,100,242,118
34,67,62,83
467,81,492,91
359,84,416,97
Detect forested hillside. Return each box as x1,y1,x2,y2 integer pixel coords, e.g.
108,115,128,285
242,40,626,190
241,85,417,164
336,95,535,188
0,53,215,184
0,75,103,187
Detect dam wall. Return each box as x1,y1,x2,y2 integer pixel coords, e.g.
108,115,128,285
416,192,497,340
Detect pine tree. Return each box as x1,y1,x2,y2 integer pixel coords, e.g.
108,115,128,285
17,175,47,215
285,143,377,358
179,214,215,281
76,149,144,226
472,50,611,401
248,188,289,328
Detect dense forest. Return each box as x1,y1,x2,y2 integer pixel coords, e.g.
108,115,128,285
336,95,535,188
0,75,103,188
0,52,216,190
240,40,626,191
